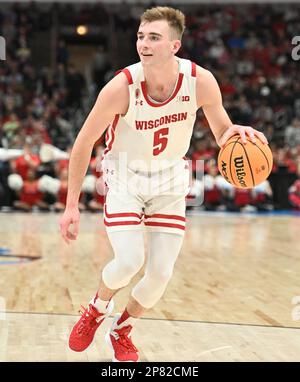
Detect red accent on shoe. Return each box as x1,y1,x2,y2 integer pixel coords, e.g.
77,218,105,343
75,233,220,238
94,292,111,310
69,304,105,352
117,309,130,326
106,299,111,309
110,325,139,362
93,292,99,304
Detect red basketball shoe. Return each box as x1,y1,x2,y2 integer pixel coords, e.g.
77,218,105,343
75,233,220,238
105,313,139,362
69,299,114,352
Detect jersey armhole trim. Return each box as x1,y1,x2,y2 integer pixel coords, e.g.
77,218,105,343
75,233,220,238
122,68,133,84
191,61,196,77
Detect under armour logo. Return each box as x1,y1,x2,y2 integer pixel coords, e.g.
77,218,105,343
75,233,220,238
0,36,6,60
135,100,143,106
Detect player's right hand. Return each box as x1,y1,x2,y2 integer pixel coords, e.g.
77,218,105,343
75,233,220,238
59,207,80,244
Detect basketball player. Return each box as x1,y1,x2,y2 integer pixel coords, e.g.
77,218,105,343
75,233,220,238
60,6,268,362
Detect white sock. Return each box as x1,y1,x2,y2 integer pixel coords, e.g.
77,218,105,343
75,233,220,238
90,293,111,313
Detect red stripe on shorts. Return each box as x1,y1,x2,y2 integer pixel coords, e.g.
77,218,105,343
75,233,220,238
104,220,142,227
144,214,186,222
144,222,185,231
105,205,143,219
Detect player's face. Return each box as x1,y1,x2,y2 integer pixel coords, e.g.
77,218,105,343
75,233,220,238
136,20,180,67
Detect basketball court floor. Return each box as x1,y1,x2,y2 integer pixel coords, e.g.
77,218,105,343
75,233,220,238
0,210,300,361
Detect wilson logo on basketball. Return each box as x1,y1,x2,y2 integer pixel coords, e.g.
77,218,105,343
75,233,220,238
234,156,247,188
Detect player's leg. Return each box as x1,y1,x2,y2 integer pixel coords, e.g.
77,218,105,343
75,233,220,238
105,161,188,361
132,231,184,308
69,187,145,352
97,186,145,300
101,229,145,292
91,227,145,321
105,231,184,362
93,228,145,315
133,181,187,308
106,190,186,362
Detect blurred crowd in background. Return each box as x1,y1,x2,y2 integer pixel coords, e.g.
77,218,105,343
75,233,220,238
1,2,300,213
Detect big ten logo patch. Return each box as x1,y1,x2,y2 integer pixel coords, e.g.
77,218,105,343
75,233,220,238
291,296,300,321
0,36,6,60
176,95,190,102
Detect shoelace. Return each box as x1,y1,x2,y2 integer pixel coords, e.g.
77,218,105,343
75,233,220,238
77,305,103,336
113,325,138,353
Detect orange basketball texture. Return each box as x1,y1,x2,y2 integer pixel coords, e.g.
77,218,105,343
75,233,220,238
217,135,273,189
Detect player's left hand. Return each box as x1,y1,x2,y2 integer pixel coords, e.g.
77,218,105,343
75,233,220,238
218,124,268,148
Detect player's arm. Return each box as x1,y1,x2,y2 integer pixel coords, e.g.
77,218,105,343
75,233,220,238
196,66,268,148
60,72,129,243
66,73,128,208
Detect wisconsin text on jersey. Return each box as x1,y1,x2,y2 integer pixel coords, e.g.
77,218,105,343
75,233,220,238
135,112,188,130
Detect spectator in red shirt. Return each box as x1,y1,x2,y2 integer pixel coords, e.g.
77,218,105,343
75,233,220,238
11,141,40,180
14,169,48,211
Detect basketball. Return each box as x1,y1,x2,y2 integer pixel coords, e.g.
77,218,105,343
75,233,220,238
217,135,273,189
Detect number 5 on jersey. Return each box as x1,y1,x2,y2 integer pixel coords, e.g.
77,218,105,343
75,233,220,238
153,128,169,156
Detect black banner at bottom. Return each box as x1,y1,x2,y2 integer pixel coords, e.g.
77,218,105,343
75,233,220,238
0,362,299,379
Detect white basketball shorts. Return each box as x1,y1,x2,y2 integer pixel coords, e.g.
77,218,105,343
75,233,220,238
101,158,190,236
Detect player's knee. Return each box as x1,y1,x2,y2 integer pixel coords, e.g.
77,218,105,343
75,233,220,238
117,248,144,275
102,257,144,289
118,259,143,278
149,267,174,284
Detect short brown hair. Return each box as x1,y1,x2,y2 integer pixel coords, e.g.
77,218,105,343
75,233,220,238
140,6,185,40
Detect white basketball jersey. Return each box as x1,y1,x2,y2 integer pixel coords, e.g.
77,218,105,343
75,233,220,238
103,57,198,172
